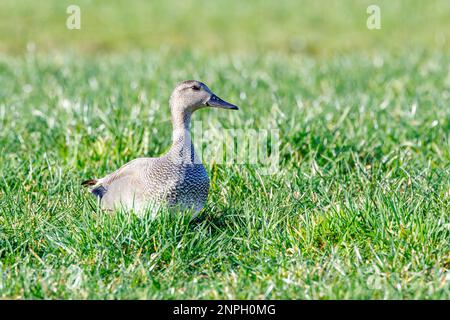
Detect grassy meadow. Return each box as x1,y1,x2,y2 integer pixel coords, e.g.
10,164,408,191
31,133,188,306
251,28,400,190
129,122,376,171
0,0,449,299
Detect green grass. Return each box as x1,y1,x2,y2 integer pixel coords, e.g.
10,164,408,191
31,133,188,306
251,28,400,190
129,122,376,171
1,0,449,55
0,0,449,299
0,51,448,299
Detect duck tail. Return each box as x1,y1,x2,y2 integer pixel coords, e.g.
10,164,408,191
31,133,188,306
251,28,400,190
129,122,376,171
82,179,107,199
81,179,98,187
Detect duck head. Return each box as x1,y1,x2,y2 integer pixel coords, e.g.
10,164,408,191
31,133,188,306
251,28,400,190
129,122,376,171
169,80,239,115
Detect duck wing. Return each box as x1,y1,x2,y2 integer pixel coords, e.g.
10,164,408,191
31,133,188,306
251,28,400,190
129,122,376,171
81,157,155,201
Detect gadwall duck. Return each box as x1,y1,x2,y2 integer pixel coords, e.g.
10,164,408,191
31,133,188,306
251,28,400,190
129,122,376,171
82,80,239,214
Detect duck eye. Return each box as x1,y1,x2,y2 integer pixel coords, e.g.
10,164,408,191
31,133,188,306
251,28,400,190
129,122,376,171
191,85,200,91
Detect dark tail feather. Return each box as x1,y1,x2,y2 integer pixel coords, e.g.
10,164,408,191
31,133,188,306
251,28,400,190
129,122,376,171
82,179,107,200
91,186,107,199
81,179,97,187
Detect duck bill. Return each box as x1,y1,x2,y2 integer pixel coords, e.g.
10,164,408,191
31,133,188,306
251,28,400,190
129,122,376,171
206,94,239,110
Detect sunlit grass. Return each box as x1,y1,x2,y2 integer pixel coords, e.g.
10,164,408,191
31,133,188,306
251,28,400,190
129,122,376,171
0,50,448,298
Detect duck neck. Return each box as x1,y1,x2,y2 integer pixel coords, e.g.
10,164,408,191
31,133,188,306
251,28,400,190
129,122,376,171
169,111,196,164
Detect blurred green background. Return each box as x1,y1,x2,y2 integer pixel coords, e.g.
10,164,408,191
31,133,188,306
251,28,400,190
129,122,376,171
0,0,449,55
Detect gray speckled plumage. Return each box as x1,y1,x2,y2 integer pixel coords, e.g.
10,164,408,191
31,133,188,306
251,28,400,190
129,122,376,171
82,80,239,214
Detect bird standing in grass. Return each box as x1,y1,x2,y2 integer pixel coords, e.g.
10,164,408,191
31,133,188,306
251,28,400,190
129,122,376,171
82,80,239,214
